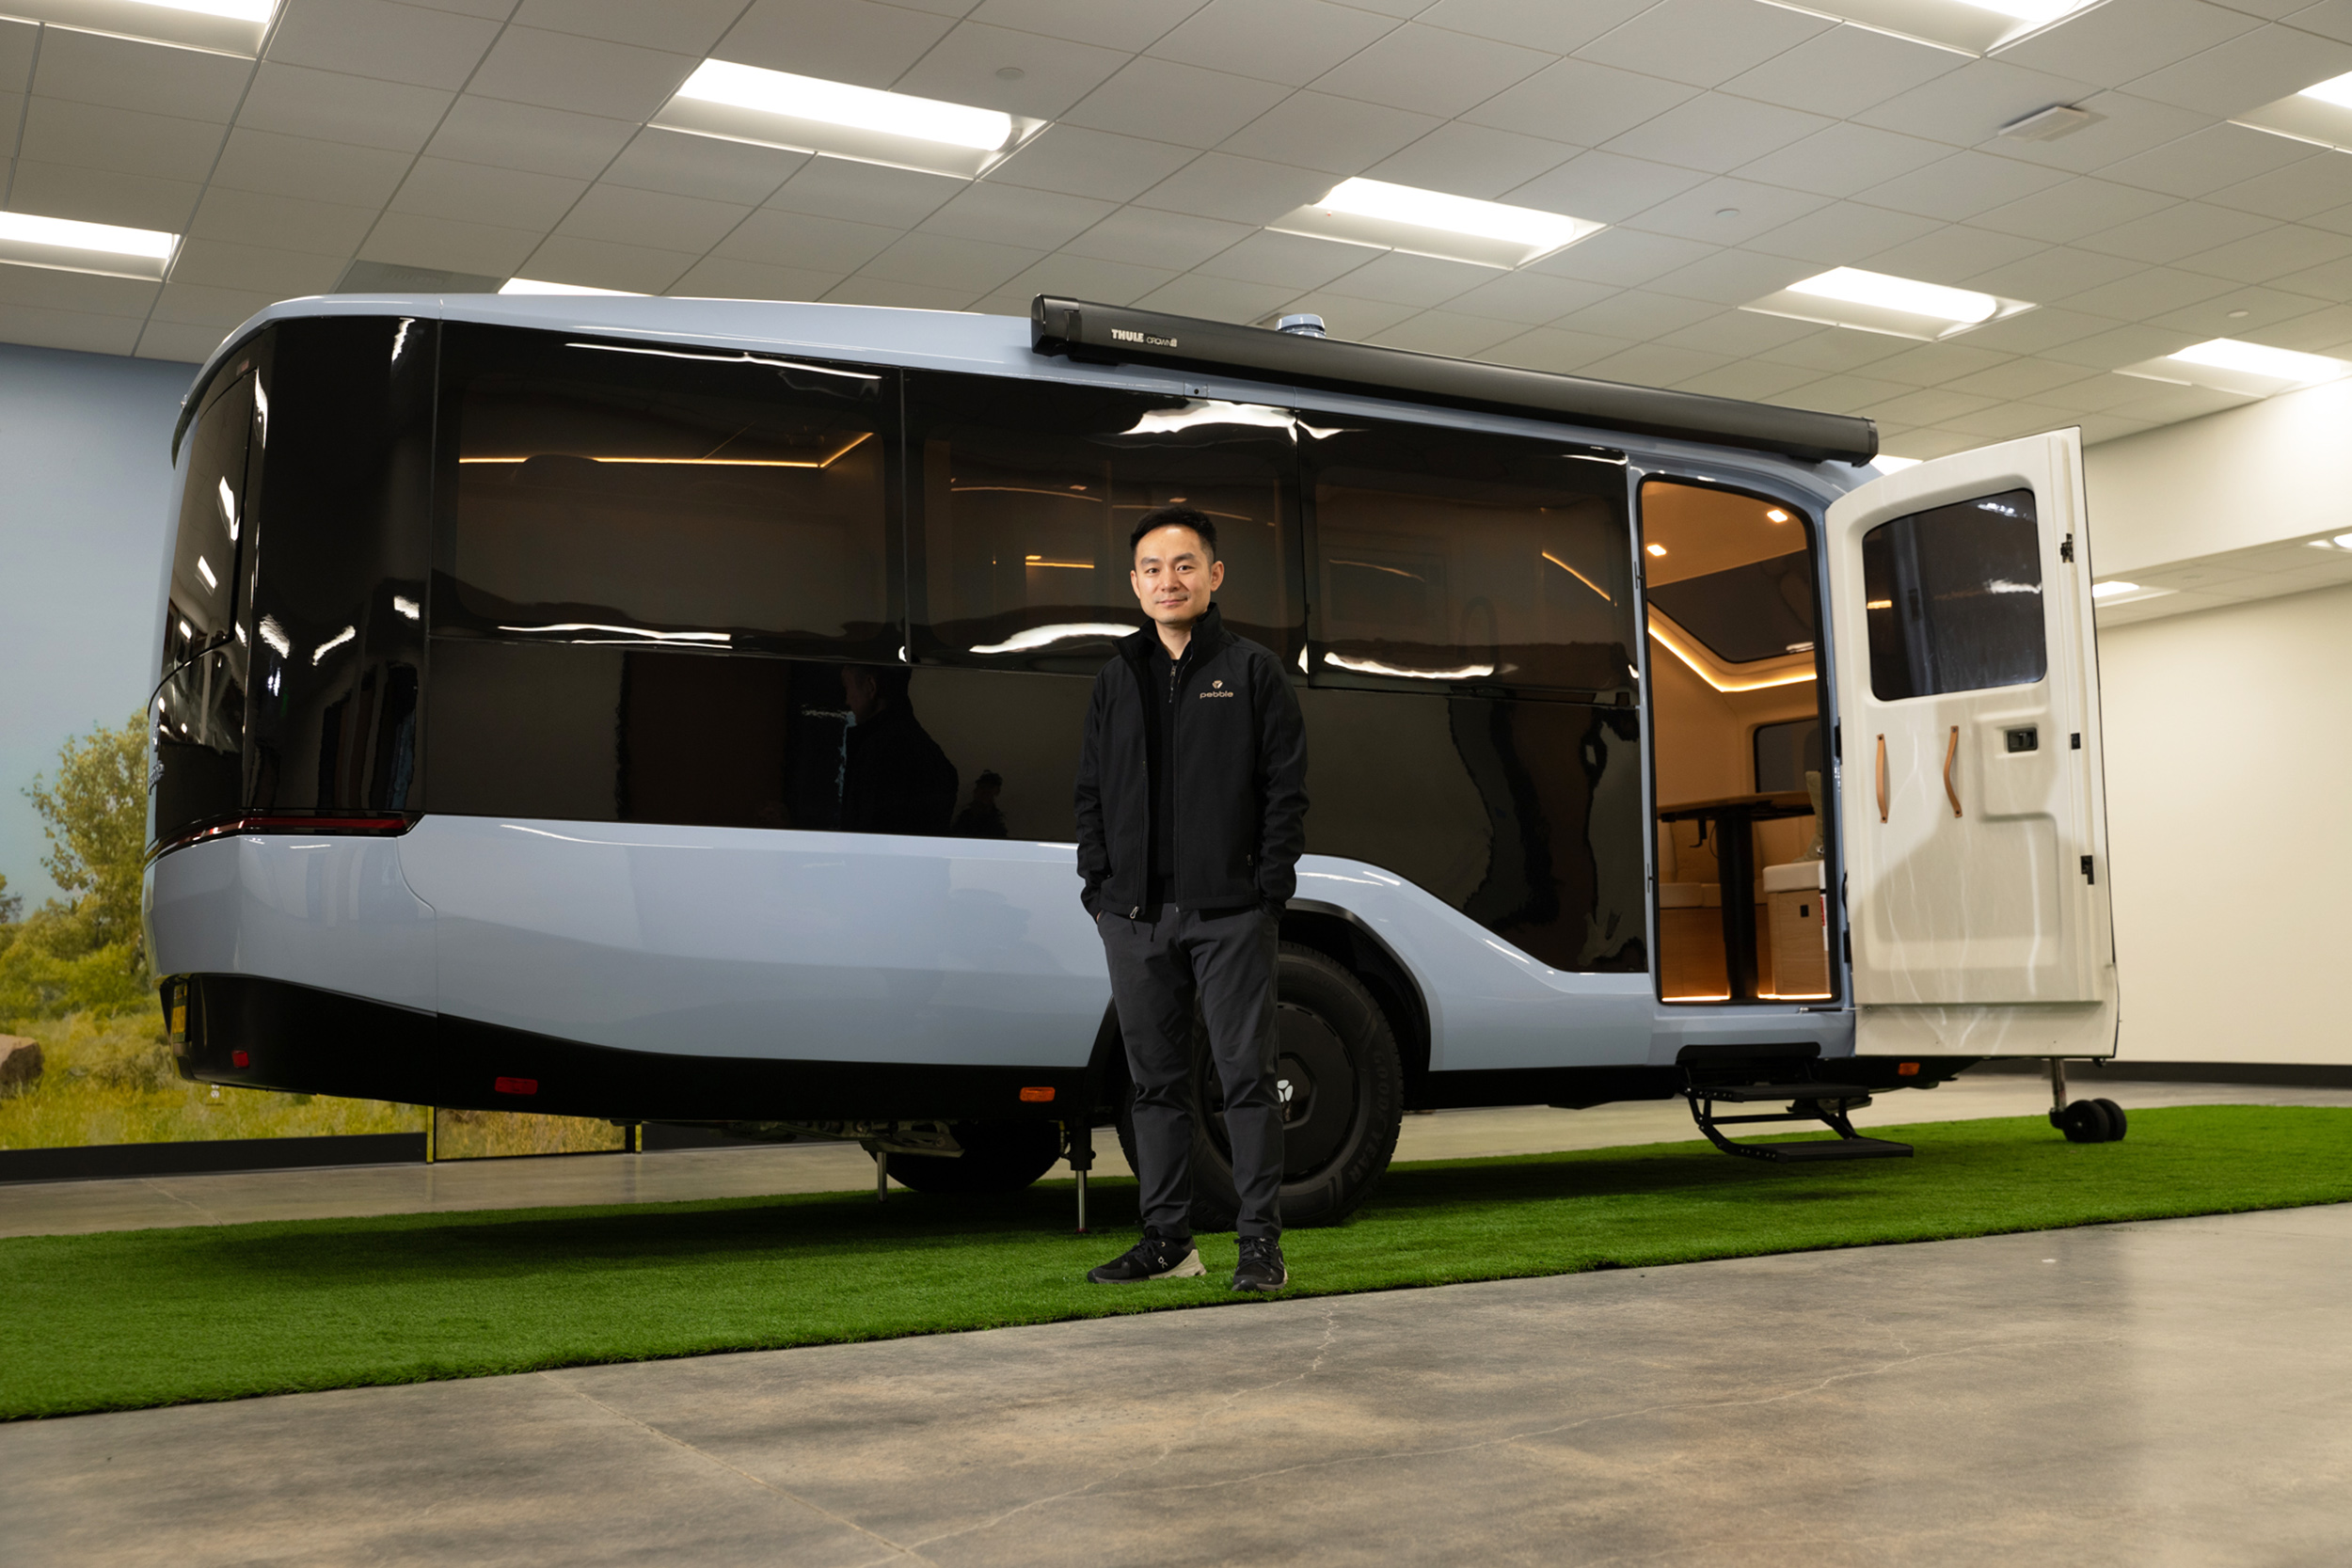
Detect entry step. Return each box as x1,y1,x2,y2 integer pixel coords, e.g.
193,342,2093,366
1746,1135,1914,1163
1693,1083,1874,1103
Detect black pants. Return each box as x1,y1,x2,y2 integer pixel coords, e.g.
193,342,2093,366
1099,904,1283,1241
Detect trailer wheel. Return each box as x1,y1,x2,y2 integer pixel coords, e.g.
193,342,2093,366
2093,1098,2128,1142
2055,1099,2118,1144
881,1120,1062,1194
1115,942,1404,1231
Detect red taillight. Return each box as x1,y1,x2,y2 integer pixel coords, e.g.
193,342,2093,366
1898,1061,1920,1077
494,1076,537,1096
231,1050,249,1068
157,813,416,858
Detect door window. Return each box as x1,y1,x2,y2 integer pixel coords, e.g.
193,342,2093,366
1861,489,2046,701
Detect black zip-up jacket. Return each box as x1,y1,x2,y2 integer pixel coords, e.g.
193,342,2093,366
1074,604,1308,918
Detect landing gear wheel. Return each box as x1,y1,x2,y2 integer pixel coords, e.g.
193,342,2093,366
1115,942,1404,1231
2093,1098,2128,1142
880,1120,1062,1194
2054,1099,2117,1144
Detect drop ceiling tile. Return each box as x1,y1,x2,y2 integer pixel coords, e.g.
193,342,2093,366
559,184,750,251
2074,202,2276,265
511,0,747,52
859,231,1044,293
2038,322,2204,369
1503,151,1709,226
2235,300,2352,347
2125,24,2352,117
1719,23,1963,119
896,22,1133,119
824,276,979,309
2177,224,2352,285
920,182,1117,249
1851,58,2104,147
1749,329,1911,372
601,128,807,205
1441,268,1617,324
1851,341,2012,388
1148,0,1400,87
1368,308,1524,356
670,255,841,301
19,98,225,182
1768,372,1909,413
1970,177,2177,245
519,233,701,292
2205,151,2352,221
1625,178,1829,245
1744,199,1945,264
6,161,199,231
1130,272,1302,321
2149,282,2334,334
188,187,378,257
1576,0,1829,89
241,64,454,153
1670,356,1823,400
398,0,515,17
212,128,416,206
269,0,501,90
989,126,1199,202
1064,204,1256,268
392,157,588,230
171,238,343,295
1867,386,1998,424
713,0,957,89
1602,93,1833,176
714,209,902,273
1731,122,1949,199
467,28,696,120
1933,399,2074,439
2284,0,2352,41
1936,356,2101,400
1460,57,1698,147
1483,324,1638,372
768,156,966,228
1960,245,2138,300
2266,249,2352,295
1194,229,1373,289
0,263,158,314
1311,24,1550,119
1579,341,1735,384
1651,251,1825,310
2101,122,2321,202
2301,197,2352,238
1062,56,1292,148
1975,91,2213,177
1954,305,2121,354
1525,225,1714,286
1857,150,2071,221
359,210,545,275
425,95,640,180
32,29,250,121
136,319,230,363
996,253,1184,306
1861,224,2045,284
970,0,1213,53
150,280,282,328
1319,248,1496,306
1262,288,1421,337
1414,0,1653,54
0,302,142,355
1363,122,1576,199
2058,264,2239,317
1132,151,1331,224
1220,91,1438,176
1883,427,1998,458
0,17,28,75
2000,0,2258,88
1549,288,1721,339
0,98,18,161
2102,381,2261,422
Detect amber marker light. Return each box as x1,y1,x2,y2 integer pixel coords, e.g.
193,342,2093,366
1019,1086,1056,1102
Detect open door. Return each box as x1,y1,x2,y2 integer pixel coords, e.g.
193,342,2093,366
1825,431,2116,1058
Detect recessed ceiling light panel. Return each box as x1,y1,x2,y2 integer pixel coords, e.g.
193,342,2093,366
8,0,275,56
1756,0,2099,57
2117,338,2352,397
1742,266,2033,341
0,211,178,280
1268,179,1604,270
2234,69,2352,153
652,60,1044,180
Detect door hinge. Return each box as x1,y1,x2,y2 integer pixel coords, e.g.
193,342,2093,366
2059,534,2074,562
2080,854,2094,884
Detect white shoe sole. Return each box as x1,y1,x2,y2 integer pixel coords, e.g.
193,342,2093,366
1155,1249,1207,1279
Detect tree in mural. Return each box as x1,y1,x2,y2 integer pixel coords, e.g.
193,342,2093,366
3,713,151,1018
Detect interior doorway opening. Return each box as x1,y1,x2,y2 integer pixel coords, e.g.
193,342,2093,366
1640,479,1834,1004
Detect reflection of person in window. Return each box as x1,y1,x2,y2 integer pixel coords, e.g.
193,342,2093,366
839,665,958,835
951,770,1009,838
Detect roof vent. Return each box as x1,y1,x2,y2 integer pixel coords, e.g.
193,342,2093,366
1999,104,2098,143
1276,313,1327,338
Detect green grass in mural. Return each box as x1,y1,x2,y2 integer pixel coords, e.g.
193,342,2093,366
4,1105,2349,1420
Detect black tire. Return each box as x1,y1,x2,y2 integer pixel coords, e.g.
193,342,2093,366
2055,1099,2110,1144
1114,942,1404,1231
2093,1098,2128,1143
880,1120,1062,1194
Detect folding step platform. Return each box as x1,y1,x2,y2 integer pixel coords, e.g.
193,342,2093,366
1677,1045,1914,1164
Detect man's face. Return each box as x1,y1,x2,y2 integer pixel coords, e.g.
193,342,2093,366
1131,525,1225,629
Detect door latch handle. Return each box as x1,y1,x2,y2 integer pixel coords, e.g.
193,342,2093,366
1875,734,1888,824
1943,724,1963,818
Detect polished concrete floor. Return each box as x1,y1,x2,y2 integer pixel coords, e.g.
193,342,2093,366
7,1072,2348,1239
7,1202,2347,1566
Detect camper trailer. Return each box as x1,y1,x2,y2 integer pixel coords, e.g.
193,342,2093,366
143,293,2119,1227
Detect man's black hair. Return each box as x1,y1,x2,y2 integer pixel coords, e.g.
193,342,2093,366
1129,505,1218,561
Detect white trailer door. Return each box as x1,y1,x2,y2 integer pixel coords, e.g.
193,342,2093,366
1825,431,2117,1058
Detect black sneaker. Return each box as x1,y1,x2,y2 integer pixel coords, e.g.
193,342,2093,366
1231,1236,1289,1293
1087,1232,1205,1283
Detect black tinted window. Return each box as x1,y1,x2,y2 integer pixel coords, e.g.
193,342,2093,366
440,332,894,658
151,372,257,843
1309,421,1633,695
1754,717,1822,793
1645,552,1815,664
164,374,252,673
909,373,1295,673
1862,488,2046,701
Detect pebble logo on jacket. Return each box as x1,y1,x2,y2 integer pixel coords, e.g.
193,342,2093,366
1200,679,1235,700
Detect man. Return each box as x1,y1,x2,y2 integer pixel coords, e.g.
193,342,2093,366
1074,506,1309,1293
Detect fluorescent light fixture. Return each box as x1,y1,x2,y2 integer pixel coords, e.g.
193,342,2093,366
8,0,275,55
0,211,178,280
2118,338,2352,398
651,60,1042,180
2301,70,2352,109
2088,581,2174,610
2235,69,2352,152
2090,580,2138,598
1270,178,1603,270
500,277,641,296
2337,533,2352,549
1743,266,2032,341
1755,0,2098,56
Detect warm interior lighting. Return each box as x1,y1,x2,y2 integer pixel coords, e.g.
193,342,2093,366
460,433,871,469
1645,543,1668,557
2090,580,2139,598
1764,509,1789,523
2168,340,2349,386
1023,557,1094,569
501,277,641,296
676,60,1013,151
1788,267,1997,325
1541,551,1613,602
1867,598,1894,610
1271,178,1602,268
1646,619,1816,693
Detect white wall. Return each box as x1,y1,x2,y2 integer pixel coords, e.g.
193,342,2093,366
2098,582,2352,1064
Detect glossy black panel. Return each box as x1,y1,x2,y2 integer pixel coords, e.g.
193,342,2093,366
244,318,434,814
907,372,1298,673
1301,688,1646,973
435,325,898,661
1862,487,2045,701
1305,419,1634,699
151,372,256,846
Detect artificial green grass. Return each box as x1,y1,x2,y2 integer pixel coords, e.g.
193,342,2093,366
5,1105,2349,1421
